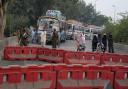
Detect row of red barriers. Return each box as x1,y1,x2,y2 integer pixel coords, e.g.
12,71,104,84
38,48,64,63
4,46,128,65
65,52,101,65
0,64,56,89
0,64,127,89
4,47,65,63
101,53,128,66
4,47,38,60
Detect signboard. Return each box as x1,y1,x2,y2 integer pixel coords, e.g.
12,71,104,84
46,10,66,21
46,10,61,18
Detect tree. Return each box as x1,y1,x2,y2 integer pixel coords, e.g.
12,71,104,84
104,16,128,44
7,0,54,26
53,0,79,19
0,0,9,39
4,0,109,37
92,14,109,26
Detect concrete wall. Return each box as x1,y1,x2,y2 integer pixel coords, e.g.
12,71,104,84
0,36,18,48
0,36,18,59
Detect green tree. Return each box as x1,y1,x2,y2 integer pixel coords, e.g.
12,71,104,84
104,16,128,44
53,0,79,19
4,0,109,37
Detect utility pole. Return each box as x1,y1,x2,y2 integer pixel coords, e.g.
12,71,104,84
112,5,116,23
94,0,99,11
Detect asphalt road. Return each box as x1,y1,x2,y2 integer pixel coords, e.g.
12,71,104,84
56,40,92,52
30,40,92,52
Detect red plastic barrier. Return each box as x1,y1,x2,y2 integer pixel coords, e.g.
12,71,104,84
111,65,125,72
3,65,22,83
115,67,128,89
88,65,112,71
4,46,128,67
0,65,56,89
78,70,114,89
4,46,21,60
21,47,38,60
65,52,101,65
21,65,56,89
101,53,128,66
55,64,84,89
85,65,113,85
4,46,38,60
55,64,114,89
3,64,128,89
54,64,85,71
38,48,64,63
0,67,4,84
101,53,119,64
79,66,114,89
121,55,128,63
0,66,22,89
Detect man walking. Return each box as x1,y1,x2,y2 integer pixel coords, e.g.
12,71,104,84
108,33,114,53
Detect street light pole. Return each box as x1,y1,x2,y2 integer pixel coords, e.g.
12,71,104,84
95,0,99,11
112,5,116,23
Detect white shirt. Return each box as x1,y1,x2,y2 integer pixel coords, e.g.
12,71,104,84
40,31,46,42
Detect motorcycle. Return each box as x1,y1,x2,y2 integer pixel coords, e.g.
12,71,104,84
77,44,86,51
96,42,104,52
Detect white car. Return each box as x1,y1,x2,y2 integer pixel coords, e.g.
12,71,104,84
66,30,73,40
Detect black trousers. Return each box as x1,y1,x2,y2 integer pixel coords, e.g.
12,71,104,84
108,45,114,53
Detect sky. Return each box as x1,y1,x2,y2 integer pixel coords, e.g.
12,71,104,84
84,0,128,20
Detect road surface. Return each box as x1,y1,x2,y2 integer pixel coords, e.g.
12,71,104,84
29,40,127,54
29,40,92,52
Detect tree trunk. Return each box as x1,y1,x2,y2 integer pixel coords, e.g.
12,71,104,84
0,0,4,40
0,0,8,40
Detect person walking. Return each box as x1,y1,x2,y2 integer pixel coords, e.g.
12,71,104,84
39,23,48,45
40,30,46,47
108,33,114,53
78,33,86,51
17,28,21,44
19,28,29,46
102,34,107,52
97,33,104,52
52,29,59,48
31,29,36,43
75,31,80,51
92,35,98,52
37,19,45,44
35,28,38,44
57,30,61,47
97,33,102,43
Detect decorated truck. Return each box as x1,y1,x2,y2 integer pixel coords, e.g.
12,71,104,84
37,10,67,44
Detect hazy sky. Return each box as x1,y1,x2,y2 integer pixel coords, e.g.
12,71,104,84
84,0,128,20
